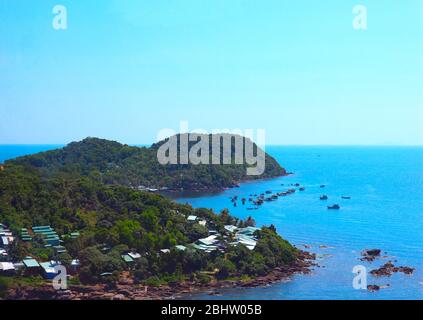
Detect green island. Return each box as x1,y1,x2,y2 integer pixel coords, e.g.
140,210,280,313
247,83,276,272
0,136,313,300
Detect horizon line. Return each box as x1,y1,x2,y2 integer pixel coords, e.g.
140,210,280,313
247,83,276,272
0,143,423,147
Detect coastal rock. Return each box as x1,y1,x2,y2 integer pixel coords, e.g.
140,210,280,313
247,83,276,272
394,266,415,275
367,283,389,292
370,261,415,277
4,250,317,300
367,285,380,292
361,249,381,262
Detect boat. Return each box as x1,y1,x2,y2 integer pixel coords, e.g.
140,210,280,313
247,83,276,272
320,195,328,200
341,196,351,200
327,204,340,210
299,187,305,191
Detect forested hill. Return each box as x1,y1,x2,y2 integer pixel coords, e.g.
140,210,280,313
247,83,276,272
6,135,286,191
0,144,298,287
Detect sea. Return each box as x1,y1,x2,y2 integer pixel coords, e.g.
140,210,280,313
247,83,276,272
1,145,422,300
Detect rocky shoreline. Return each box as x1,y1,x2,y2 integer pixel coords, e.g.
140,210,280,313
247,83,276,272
4,251,316,300
359,248,415,292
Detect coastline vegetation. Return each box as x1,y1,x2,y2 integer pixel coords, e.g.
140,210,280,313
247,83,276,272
6,136,285,191
0,136,298,293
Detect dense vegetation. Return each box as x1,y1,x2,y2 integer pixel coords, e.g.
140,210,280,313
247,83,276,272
6,135,286,191
0,136,298,286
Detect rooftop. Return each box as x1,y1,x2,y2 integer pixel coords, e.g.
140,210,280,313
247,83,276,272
128,252,141,259
224,225,238,233
0,262,15,271
197,235,219,246
23,258,40,268
121,254,134,263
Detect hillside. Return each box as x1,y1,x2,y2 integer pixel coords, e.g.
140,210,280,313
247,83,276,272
0,161,300,290
6,135,286,191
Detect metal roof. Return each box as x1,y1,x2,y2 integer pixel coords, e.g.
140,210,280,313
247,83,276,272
121,254,134,263
0,262,15,271
23,258,40,268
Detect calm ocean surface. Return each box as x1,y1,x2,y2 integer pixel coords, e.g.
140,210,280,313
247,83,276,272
1,145,422,300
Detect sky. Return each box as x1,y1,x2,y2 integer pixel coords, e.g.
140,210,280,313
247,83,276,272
0,0,422,145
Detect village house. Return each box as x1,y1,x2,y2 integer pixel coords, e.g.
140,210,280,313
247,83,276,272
232,226,260,250
0,248,8,258
70,259,81,274
22,257,41,275
0,224,15,247
39,261,60,279
193,235,220,252
224,225,238,233
0,262,15,275
121,254,135,264
187,215,197,222
32,226,61,247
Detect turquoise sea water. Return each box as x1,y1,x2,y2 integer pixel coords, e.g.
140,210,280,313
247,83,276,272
0,145,63,163
1,145,422,299
175,146,423,300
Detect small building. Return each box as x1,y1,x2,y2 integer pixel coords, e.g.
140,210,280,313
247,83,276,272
232,227,259,250
187,215,197,222
198,220,207,227
23,257,41,275
39,261,60,279
0,226,14,247
32,226,61,246
175,245,187,251
0,236,9,247
128,252,141,260
193,235,220,252
237,227,259,236
70,232,80,239
0,262,15,275
121,254,134,264
233,235,257,250
53,245,67,254
21,228,33,242
198,235,218,246
70,259,80,273
224,225,238,233
13,262,25,271
160,249,170,254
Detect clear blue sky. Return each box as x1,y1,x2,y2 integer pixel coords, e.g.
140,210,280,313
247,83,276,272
0,0,422,145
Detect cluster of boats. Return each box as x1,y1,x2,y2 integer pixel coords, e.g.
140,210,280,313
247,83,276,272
230,182,350,211
319,186,351,209
230,185,301,210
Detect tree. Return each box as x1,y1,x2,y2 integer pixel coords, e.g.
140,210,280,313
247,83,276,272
214,257,236,279
244,216,256,227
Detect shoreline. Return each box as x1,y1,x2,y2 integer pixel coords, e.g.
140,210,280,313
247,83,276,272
4,251,316,300
161,172,292,199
